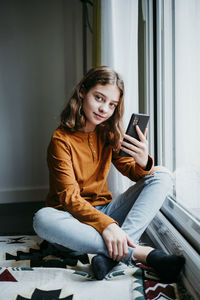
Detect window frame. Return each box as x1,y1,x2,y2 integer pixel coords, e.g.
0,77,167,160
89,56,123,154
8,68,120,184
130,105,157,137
155,0,200,255
140,0,200,297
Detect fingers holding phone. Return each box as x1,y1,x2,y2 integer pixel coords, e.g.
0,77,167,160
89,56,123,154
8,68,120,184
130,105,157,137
120,125,149,168
119,113,149,169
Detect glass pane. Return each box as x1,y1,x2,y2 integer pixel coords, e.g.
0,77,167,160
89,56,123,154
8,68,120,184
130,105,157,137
173,0,200,221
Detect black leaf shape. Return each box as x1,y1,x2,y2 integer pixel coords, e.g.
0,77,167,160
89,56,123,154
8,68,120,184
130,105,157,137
0,237,28,244
16,288,73,300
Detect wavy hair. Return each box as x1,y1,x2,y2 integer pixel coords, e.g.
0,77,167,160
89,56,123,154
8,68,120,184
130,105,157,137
60,66,124,150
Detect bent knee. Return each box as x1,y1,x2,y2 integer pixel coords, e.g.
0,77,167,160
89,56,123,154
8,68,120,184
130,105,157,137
149,165,173,186
34,207,55,221
151,165,172,175
33,207,55,231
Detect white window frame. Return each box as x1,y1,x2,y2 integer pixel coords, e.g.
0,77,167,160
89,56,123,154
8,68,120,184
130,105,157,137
156,0,200,257
141,0,200,298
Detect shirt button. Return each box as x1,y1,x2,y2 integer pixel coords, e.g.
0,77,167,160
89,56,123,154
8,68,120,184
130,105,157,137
89,143,93,146
93,150,96,153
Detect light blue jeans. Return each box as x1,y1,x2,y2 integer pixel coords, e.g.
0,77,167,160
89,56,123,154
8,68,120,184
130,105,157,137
33,171,173,264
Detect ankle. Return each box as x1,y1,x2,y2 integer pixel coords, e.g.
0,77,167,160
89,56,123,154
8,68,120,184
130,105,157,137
132,245,154,264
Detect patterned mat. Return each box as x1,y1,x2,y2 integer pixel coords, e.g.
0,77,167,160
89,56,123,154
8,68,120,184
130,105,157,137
0,236,180,300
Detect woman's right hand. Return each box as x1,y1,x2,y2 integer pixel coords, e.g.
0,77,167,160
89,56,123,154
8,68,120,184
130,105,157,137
102,223,135,261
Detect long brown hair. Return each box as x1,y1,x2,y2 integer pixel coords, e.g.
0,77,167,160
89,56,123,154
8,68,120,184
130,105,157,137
60,66,124,149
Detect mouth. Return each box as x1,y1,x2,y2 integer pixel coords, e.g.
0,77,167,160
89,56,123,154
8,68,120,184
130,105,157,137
94,112,105,120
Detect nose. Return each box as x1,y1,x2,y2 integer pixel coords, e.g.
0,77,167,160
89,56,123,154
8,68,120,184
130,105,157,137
99,103,109,114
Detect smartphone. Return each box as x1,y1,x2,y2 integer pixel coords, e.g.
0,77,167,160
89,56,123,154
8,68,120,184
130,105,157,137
119,113,150,157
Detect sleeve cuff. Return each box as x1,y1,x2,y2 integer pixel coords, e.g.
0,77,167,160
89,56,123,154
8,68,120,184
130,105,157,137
135,155,154,175
143,155,153,171
87,218,118,235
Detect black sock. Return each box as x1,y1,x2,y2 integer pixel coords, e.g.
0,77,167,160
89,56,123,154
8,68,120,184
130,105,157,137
91,254,118,280
146,249,185,283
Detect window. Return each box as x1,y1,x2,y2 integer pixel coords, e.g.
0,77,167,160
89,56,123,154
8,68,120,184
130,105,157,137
172,1,200,222
140,0,200,297
155,0,200,254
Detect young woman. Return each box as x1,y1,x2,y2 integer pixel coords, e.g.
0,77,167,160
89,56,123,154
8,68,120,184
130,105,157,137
33,66,185,282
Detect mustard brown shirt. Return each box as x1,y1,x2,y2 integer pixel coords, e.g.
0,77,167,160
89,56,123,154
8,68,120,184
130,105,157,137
46,126,153,234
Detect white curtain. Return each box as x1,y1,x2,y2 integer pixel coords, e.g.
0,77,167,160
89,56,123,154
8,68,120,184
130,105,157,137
101,0,139,198
174,0,200,211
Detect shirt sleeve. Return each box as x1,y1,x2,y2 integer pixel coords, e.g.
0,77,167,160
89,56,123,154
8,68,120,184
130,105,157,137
47,137,116,234
112,151,154,181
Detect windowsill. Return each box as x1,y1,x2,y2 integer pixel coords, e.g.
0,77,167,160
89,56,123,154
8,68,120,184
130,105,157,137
146,211,200,300
162,197,200,254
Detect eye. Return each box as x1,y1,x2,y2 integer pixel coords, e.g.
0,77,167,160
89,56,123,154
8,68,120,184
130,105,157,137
110,103,117,108
95,95,103,101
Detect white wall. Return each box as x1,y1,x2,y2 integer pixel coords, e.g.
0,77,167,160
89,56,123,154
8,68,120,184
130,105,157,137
0,0,91,203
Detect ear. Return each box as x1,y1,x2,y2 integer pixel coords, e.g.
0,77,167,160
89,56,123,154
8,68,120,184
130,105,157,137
79,87,85,100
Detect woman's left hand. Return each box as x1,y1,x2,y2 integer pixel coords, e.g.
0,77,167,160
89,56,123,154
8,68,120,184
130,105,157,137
120,125,148,169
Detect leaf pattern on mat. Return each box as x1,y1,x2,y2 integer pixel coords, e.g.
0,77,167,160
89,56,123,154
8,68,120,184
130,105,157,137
16,288,73,300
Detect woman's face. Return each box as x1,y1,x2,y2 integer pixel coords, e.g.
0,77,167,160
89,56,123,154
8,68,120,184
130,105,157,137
80,84,120,132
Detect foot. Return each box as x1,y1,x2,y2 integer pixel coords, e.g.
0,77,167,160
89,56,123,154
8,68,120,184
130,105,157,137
146,249,185,283
91,254,118,280
133,245,185,283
